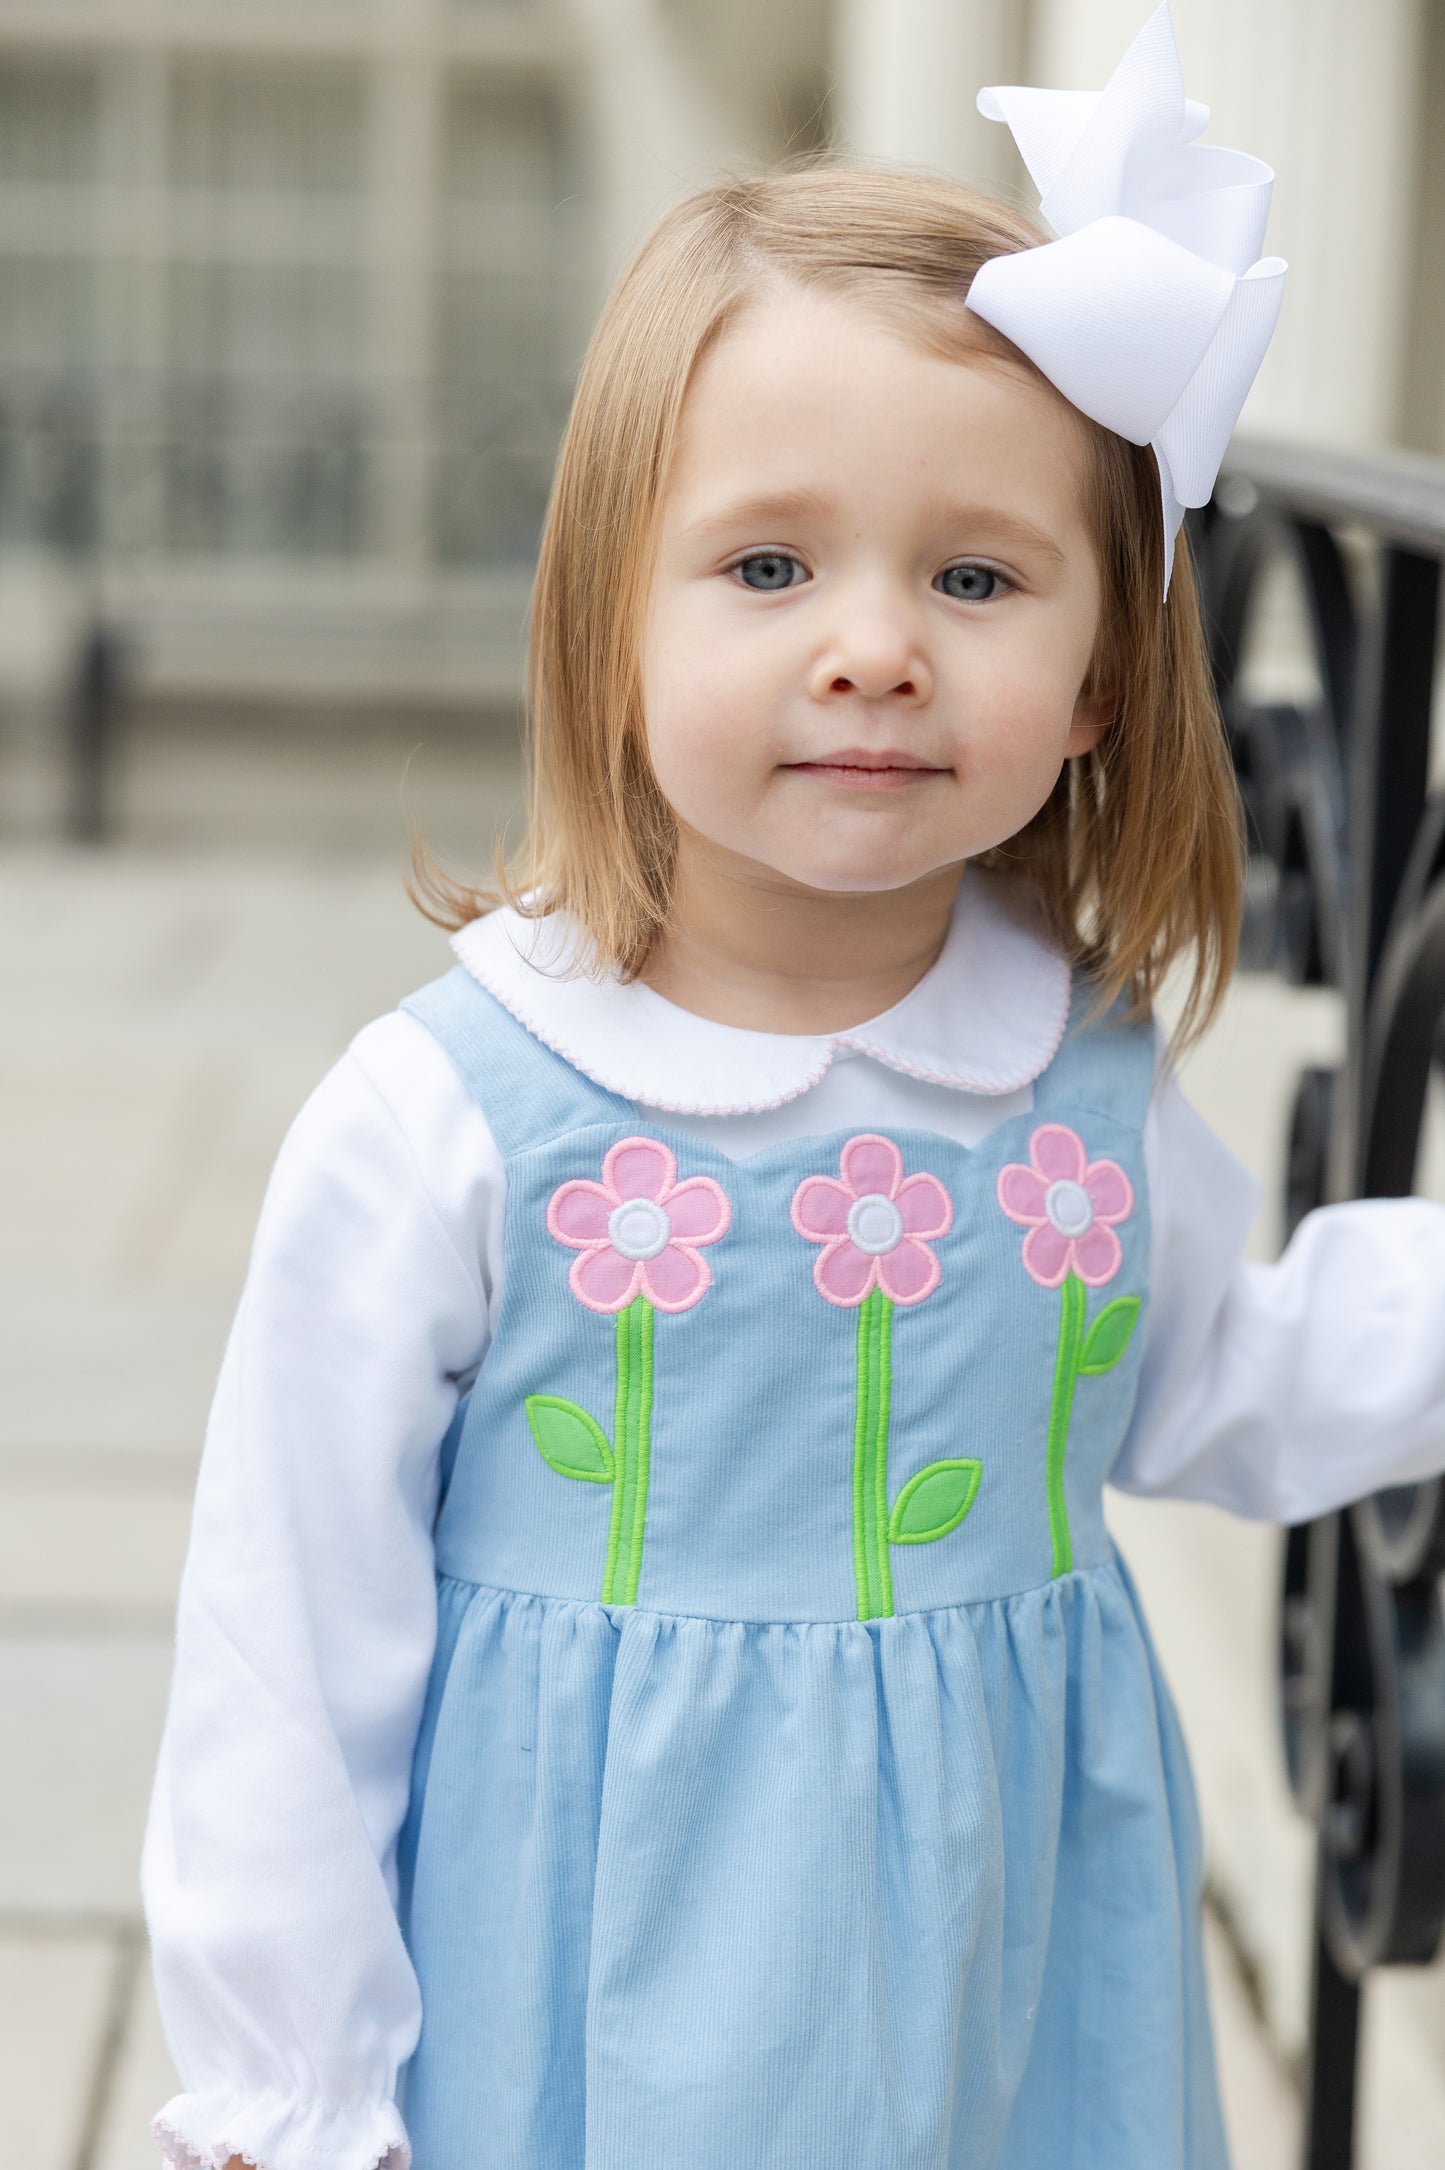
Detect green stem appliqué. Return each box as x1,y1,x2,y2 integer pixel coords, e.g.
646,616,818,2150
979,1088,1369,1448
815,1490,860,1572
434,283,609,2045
849,1288,982,1620
794,1135,977,1623
853,1288,894,1620
1042,1273,1140,1573
997,1123,1139,1578
538,1138,731,1606
604,1293,654,1603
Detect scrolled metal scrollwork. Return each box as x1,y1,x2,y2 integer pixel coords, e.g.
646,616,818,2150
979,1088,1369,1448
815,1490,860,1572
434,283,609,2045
1191,436,1445,2169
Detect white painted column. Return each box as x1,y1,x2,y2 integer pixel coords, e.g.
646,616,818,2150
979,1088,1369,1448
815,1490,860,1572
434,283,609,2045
565,0,744,288
369,0,442,575
832,0,1026,192
1398,0,1445,455
1027,0,1428,448
99,47,169,575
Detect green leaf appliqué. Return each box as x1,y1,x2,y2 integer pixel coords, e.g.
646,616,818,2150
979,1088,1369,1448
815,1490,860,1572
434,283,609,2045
525,1395,615,1482
887,1458,982,1545
1078,1296,1140,1376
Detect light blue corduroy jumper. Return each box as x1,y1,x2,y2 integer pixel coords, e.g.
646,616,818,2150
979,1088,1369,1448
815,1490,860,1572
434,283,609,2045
392,966,1228,2170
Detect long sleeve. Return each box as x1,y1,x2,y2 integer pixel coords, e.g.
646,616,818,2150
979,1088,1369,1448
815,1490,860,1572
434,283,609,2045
1112,1042,1445,1522
142,1011,503,2170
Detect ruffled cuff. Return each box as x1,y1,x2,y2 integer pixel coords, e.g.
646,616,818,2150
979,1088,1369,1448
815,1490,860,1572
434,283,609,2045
152,2091,410,2170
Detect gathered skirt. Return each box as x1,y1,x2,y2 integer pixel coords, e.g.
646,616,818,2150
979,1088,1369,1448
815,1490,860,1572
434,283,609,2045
394,1552,1228,2170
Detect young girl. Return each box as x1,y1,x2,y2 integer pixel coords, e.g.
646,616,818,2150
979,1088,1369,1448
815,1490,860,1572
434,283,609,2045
141,13,1445,2169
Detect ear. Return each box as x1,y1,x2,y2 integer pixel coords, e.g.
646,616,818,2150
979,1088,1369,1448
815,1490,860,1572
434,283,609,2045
1064,683,1117,758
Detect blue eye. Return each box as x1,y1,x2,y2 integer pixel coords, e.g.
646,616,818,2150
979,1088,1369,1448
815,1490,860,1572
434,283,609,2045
733,552,804,591
937,563,1004,603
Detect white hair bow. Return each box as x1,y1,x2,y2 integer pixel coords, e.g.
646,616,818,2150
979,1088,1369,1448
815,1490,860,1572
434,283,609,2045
965,3,1286,594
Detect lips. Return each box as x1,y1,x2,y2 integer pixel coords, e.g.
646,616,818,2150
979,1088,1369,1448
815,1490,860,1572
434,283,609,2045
784,748,949,783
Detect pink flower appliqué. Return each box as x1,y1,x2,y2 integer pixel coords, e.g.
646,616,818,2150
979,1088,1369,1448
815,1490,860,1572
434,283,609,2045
791,1133,953,1307
996,1123,1133,1288
547,1137,731,1314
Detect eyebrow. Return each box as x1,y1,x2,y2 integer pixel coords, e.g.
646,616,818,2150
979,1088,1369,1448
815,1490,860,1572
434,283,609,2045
930,502,1068,565
678,487,1068,564
678,488,833,541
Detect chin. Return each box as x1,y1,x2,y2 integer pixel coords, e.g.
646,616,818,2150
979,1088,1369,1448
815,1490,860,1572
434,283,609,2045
771,855,936,897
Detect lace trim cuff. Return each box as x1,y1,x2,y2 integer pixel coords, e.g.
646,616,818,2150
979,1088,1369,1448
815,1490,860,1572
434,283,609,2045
152,2090,410,2170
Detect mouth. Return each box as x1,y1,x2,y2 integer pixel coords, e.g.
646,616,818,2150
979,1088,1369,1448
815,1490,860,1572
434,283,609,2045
782,749,951,790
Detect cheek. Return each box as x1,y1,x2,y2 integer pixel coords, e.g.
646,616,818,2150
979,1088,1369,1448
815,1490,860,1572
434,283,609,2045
969,641,1089,758
644,676,726,814
641,625,699,802
642,627,773,822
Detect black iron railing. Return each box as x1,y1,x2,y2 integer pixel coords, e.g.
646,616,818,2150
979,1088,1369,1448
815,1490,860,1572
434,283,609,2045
1190,434,1445,2169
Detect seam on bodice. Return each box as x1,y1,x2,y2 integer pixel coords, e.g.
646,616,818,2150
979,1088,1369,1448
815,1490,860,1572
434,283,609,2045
433,1555,1124,1630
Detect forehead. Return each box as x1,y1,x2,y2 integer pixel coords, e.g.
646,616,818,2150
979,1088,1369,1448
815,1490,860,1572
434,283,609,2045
666,281,1095,534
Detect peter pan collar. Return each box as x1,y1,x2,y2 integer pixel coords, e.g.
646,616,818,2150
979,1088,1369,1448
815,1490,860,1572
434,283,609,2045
449,866,1071,1116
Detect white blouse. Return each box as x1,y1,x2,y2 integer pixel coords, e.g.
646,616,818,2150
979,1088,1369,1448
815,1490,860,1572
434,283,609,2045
141,870,1445,2170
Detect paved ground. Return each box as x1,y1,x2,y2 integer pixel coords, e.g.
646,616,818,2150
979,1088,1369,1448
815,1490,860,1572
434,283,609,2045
2,710,1443,2167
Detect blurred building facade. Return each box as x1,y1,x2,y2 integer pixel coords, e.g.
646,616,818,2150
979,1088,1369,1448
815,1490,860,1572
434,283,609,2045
0,0,1435,720
0,0,826,715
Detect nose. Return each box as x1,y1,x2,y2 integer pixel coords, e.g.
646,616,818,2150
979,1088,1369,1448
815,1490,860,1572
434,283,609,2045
806,588,933,706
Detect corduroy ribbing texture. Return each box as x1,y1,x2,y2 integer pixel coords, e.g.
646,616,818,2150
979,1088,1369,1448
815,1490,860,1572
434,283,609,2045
391,969,1228,2169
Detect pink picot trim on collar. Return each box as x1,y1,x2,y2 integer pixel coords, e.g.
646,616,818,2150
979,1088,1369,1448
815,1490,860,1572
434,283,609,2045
591,1072,836,1116
450,963,841,1116
835,995,1071,1099
449,881,1072,1113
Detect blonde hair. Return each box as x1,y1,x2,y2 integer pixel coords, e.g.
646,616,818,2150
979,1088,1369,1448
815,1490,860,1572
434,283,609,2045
413,164,1244,1051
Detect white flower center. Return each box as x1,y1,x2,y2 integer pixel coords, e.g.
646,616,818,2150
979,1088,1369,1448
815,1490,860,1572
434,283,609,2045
608,1197,671,1261
1044,1178,1094,1239
847,1192,905,1257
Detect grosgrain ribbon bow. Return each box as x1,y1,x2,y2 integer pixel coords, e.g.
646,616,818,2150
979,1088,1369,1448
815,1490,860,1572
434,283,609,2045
965,3,1286,593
